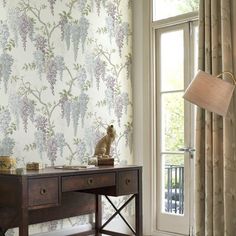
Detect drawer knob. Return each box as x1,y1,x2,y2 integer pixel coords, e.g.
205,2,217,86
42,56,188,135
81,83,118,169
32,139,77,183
40,188,47,195
87,178,93,185
125,179,131,185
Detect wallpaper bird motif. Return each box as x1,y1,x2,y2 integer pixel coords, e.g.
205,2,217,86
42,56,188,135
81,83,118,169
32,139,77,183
0,0,132,234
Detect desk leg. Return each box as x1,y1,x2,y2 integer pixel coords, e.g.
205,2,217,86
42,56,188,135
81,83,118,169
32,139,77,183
135,169,143,236
19,176,29,236
19,209,28,236
95,194,102,236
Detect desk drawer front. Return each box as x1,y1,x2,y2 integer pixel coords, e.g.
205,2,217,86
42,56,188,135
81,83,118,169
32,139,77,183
28,177,59,208
117,170,138,195
62,173,115,192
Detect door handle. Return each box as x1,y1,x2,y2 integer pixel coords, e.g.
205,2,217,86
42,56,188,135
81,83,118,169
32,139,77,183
179,147,195,158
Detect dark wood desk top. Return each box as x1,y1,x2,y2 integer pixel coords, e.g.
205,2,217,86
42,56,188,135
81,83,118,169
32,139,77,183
0,165,141,177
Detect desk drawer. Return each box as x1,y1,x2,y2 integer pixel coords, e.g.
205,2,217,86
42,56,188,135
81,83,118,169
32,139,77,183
117,170,138,195
28,177,59,208
62,173,115,192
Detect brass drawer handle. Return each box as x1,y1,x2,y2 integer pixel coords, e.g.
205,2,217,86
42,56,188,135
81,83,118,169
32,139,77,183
126,179,131,185
87,178,93,185
40,188,47,195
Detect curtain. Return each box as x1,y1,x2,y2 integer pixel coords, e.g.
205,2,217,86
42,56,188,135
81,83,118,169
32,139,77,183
195,0,236,235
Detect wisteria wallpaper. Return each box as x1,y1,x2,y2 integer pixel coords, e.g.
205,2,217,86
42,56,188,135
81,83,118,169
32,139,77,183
0,0,132,234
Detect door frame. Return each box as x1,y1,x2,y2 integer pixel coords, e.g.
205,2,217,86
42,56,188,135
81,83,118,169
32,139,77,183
151,11,198,236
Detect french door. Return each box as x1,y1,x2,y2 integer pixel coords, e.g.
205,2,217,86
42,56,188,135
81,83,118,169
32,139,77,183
155,21,198,235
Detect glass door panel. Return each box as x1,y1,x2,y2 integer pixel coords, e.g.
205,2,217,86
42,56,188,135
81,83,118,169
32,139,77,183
156,23,194,235
161,92,184,152
162,154,184,214
160,28,185,220
160,30,184,91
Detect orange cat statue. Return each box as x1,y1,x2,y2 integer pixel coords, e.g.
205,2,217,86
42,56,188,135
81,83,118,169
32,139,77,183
94,125,116,159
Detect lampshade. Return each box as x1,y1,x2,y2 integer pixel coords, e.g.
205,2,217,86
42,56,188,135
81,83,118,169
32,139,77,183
183,70,236,116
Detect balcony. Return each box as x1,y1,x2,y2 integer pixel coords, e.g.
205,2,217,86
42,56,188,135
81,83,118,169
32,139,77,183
165,165,184,214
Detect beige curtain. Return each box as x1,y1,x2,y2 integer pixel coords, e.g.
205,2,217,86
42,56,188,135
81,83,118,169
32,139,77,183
195,0,236,235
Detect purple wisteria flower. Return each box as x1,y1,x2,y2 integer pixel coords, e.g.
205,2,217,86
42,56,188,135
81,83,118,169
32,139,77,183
62,99,71,127
75,139,86,163
115,24,125,57
47,136,58,165
104,75,115,89
0,136,15,156
63,22,71,50
55,56,65,81
46,58,57,94
34,115,48,133
20,96,35,132
55,133,65,157
77,67,87,88
77,0,87,12
0,23,9,48
94,57,106,90
33,50,45,80
71,23,80,61
79,17,89,53
48,0,57,15
34,34,47,53
59,15,68,41
105,88,114,114
78,92,89,128
34,130,46,159
9,94,21,128
8,7,21,46
122,22,130,45
85,53,94,83
105,16,115,43
125,53,132,79
124,122,133,153
121,92,129,114
0,52,14,92
0,108,11,135
104,75,115,112
59,96,67,118
114,96,123,126
106,2,117,20
2,0,6,7
95,0,101,15
18,13,34,50
71,99,80,136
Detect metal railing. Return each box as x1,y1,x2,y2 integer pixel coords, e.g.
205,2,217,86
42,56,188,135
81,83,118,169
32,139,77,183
165,165,184,214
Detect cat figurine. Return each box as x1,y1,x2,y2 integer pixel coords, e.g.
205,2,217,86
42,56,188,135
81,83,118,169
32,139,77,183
94,125,116,158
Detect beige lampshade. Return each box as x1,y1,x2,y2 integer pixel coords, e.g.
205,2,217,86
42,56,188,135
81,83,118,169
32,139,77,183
183,70,235,116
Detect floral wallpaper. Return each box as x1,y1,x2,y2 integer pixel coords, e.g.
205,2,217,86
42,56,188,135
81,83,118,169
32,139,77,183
0,0,132,234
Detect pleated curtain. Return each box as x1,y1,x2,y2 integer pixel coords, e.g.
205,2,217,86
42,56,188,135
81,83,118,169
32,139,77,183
195,0,236,235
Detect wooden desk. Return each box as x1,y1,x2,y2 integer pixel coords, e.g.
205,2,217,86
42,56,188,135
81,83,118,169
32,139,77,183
0,165,142,236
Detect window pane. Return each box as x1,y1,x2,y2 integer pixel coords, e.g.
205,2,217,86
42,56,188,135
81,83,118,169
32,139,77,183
153,0,199,21
160,30,184,91
161,92,184,152
162,154,184,215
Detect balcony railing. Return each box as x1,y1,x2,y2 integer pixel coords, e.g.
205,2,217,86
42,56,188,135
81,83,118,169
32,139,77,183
165,165,184,214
